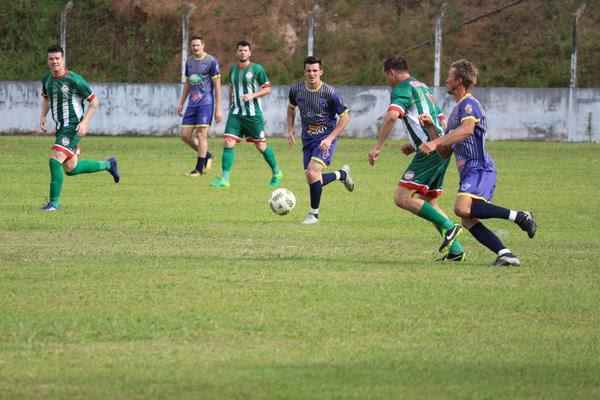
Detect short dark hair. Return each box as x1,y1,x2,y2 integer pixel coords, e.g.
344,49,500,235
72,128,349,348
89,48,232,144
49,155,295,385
451,59,478,89
190,35,204,43
304,56,322,68
47,45,64,55
383,55,409,73
237,40,251,49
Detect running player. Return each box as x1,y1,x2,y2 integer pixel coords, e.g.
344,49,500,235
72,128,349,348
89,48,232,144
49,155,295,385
287,56,354,225
420,59,537,266
39,45,119,212
178,35,221,176
210,40,282,187
368,55,465,261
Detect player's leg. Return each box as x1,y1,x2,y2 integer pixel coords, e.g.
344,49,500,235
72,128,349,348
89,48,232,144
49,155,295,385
62,148,119,183
253,140,282,187
42,149,68,211
420,195,465,261
320,139,354,191
467,189,537,239
455,195,520,267
188,125,211,176
303,157,325,224
211,114,241,187
180,126,198,152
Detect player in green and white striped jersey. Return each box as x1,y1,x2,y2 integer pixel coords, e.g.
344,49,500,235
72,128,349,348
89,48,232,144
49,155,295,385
39,45,120,211
368,55,464,261
210,40,282,188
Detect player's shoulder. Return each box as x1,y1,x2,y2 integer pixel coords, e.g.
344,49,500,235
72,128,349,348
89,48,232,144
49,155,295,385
66,70,89,84
41,72,52,81
460,94,483,112
290,81,304,91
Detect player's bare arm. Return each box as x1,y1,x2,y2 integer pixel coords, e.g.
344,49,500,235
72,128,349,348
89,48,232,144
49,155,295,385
241,85,271,103
76,96,100,137
319,111,349,152
287,106,296,146
213,76,222,123
40,96,50,132
419,119,476,155
368,109,399,166
177,80,190,117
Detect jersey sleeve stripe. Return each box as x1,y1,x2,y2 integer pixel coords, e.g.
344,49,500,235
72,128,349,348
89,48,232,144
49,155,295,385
86,93,96,102
338,109,349,116
261,82,272,89
288,102,296,109
439,114,446,121
211,74,221,79
388,104,405,117
460,116,480,123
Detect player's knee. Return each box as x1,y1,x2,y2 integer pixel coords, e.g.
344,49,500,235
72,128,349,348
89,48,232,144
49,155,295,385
454,204,470,218
224,138,236,148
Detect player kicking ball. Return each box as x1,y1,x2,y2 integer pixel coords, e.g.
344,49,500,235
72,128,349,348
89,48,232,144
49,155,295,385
39,45,119,211
287,56,354,224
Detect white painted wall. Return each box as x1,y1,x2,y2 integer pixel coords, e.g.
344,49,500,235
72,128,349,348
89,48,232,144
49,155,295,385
1,81,598,141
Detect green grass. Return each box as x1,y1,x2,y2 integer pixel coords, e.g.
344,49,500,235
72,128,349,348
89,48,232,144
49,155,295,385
1,136,599,399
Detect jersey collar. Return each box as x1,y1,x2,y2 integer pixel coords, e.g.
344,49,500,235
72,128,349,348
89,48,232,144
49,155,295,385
457,92,473,104
52,69,68,79
304,81,322,92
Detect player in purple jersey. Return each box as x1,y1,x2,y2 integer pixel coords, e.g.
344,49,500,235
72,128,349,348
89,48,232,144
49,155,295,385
420,59,537,266
287,57,354,224
177,36,222,176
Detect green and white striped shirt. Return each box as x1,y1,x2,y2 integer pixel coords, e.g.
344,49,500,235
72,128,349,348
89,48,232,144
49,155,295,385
41,70,95,131
228,63,271,117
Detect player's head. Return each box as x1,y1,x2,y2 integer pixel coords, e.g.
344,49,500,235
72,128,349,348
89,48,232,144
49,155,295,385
383,55,410,87
303,56,323,87
190,35,205,57
46,45,65,74
236,40,252,62
447,59,478,94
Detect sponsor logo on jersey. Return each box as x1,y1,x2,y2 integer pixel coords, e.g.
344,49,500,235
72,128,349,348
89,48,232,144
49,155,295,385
307,124,326,136
259,131,265,139
189,73,203,84
403,171,415,181
465,104,473,114
461,182,472,191
190,92,204,101
61,137,71,146
319,97,327,107
245,72,254,81
60,84,70,95
456,159,466,169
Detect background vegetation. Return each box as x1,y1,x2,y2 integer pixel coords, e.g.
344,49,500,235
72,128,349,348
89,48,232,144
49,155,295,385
1,0,598,86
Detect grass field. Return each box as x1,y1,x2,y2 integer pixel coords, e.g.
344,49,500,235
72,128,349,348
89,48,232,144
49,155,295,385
0,136,599,399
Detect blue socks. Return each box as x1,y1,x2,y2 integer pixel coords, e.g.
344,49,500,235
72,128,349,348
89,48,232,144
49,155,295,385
469,222,506,254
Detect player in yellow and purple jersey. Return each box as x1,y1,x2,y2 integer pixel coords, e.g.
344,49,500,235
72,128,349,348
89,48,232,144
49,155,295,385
368,55,464,261
210,40,282,188
287,56,354,225
39,45,119,211
178,36,222,177
420,59,537,266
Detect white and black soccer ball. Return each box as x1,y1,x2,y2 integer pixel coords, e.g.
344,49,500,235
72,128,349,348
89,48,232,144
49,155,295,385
269,188,296,216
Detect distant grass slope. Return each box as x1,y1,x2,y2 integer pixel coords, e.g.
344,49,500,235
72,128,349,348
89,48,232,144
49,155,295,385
1,0,598,86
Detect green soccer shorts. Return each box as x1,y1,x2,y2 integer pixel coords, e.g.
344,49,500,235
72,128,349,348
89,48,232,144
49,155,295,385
224,113,266,143
51,126,81,161
398,151,450,198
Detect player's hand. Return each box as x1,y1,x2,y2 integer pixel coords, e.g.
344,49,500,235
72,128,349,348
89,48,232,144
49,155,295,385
318,136,333,152
368,145,382,166
419,141,437,155
76,121,88,137
177,104,184,117
215,108,222,123
419,114,434,127
241,93,253,103
288,129,296,146
401,143,415,156
40,117,47,133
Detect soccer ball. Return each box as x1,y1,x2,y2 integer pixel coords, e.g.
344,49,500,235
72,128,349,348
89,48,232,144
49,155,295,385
269,188,296,215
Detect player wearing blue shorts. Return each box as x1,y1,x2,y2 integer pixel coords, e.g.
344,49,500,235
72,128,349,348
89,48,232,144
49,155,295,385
287,57,354,224
420,59,537,266
178,36,222,176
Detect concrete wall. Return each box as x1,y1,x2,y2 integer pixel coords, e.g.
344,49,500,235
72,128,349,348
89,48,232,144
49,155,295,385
1,81,598,141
